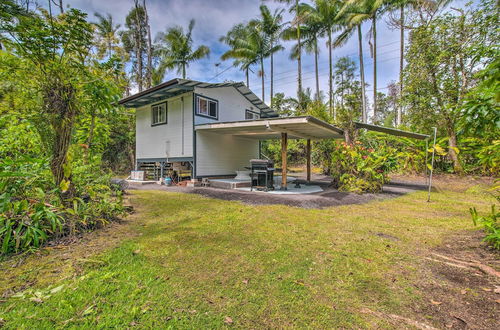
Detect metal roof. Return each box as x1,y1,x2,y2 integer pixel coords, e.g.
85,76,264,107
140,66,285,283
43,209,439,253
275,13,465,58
118,78,279,118
195,116,344,140
354,122,430,140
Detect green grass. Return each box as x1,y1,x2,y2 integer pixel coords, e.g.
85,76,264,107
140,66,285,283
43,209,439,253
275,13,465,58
0,184,495,328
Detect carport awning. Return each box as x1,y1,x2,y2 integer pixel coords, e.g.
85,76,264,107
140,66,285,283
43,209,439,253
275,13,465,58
354,122,430,140
195,116,344,140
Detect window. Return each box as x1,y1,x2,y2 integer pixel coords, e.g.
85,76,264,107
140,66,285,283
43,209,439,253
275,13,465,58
196,95,218,119
151,102,167,125
245,109,260,120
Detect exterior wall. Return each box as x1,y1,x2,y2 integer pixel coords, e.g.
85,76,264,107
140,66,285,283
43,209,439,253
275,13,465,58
136,92,193,160
195,131,259,177
193,86,259,125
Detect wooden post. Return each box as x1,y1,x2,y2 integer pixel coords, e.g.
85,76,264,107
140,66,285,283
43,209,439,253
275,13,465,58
281,132,288,190
306,139,311,183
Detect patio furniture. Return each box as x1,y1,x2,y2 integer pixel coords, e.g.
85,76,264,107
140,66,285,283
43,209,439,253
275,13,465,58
249,159,274,191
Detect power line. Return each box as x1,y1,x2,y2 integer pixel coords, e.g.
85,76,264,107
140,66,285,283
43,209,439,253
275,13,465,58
213,39,402,86
249,55,401,93
252,46,400,86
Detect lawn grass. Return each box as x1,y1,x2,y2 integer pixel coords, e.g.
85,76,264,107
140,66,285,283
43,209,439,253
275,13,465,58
0,182,495,328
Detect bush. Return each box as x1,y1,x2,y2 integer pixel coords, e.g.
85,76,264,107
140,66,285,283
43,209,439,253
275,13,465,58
0,193,64,254
0,155,124,255
470,205,499,250
470,181,499,250
330,141,395,193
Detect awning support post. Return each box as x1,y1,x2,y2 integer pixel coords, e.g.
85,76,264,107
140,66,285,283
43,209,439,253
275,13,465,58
425,139,429,184
281,132,288,190
427,127,437,202
306,139,311,184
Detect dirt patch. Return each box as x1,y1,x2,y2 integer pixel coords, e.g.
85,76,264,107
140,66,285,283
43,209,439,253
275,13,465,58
0,217,136,298
128,175,428,209
390,174,494,193
411,231,499,329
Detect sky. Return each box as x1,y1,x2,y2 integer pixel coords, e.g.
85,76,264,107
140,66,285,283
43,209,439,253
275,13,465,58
60,0,468,114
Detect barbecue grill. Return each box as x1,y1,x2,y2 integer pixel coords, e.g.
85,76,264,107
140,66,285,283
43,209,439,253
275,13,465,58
249,159,274,191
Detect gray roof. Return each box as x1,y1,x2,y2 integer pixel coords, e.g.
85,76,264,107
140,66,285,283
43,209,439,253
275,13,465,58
118,78,279,118
354,122,430,140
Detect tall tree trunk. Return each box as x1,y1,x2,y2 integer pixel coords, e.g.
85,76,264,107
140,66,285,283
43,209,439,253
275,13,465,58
42,76,77,204
372,15,377,122
340,74,344,108
245,67,249,88
270,52,274,106
296,0,302,106
398,5,404,126
328,29,334,119
143,0,153,88
134,0,143,92
182,63,186,79
314,39,319,100
447,123,463,174
358,25,367,123
59,0,64,13
260,57,265,102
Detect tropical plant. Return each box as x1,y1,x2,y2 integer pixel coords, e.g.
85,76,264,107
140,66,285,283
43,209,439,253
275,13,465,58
402,1,497,173
220,24,257,87
93,12,124,60
313,0,343,117
283,2,324,100
339,0,387,121
120,3,148,91
330,141,394,193
274,0,304,104
220,21,280,101
470,204,499,250
155,19,210,79
252,5,285,104
333,2,368,123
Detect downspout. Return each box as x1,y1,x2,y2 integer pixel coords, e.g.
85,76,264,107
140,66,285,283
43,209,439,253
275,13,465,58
181,96,185,155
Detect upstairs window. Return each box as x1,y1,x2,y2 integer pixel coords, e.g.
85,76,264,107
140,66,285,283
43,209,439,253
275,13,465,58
151,102,167,125
196,95,218,119
245,109,260,120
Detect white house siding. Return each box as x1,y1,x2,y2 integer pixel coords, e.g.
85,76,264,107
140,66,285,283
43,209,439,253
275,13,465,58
193,86,258,125
195,131,259,177
136,93,193,160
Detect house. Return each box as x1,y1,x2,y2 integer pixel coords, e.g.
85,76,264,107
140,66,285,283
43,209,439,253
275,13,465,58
119,78,429,185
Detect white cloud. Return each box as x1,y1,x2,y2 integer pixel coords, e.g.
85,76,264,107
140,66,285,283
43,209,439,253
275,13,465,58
65,0,413,108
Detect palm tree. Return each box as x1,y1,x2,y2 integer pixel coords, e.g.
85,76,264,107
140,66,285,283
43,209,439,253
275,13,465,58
274,0,303,105
220,24,257,87
308,0,343,118
334,5,368,123
155,19,210,79
283,3,323,100
389,0,447,126
93,12,122,59
220,22,280,102
342,0,385,122
253,5,285,105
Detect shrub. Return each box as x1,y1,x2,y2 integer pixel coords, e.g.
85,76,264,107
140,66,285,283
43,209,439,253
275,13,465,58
0,193,64,254
0,156,124,255
470,205,499,250
329,141,395,193
470,181,500,250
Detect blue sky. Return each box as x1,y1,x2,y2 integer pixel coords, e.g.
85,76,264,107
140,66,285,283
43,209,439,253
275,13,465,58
63,0,468,113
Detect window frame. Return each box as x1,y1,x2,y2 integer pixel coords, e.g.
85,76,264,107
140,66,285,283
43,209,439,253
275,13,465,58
245,109,260,120
195,94,219,120
151,101,168,126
